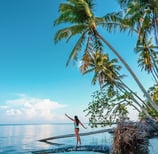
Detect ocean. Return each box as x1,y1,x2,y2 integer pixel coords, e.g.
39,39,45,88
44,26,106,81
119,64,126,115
0,124,157,154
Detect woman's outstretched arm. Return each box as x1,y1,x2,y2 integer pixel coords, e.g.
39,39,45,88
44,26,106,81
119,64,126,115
65,113,74,121
79,121,87,129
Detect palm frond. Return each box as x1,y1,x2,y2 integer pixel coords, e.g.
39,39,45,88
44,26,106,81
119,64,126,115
54,1,91,25
102,12,125,33
66,31,87,66
54,24,87,43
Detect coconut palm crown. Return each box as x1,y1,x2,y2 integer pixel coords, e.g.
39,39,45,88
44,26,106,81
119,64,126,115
54,0,117,66
118,0,158,44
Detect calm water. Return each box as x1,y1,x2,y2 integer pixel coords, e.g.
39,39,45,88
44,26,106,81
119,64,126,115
0,124,157,154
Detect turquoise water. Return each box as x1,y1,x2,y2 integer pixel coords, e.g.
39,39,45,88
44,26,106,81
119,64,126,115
0,124,157,154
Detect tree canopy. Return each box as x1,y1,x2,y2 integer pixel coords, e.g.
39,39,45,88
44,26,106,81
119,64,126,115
54,0,158,126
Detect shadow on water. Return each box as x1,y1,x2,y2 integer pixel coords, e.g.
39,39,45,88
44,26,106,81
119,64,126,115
32,145,110,154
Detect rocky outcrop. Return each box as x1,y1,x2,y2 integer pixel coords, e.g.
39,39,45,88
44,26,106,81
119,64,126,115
137,117,158,137
112,118,158,154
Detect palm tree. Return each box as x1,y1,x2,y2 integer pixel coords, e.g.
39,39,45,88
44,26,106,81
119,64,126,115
118,0,158,82
118,0,158,45
80,50,123,88
80,48,152,119
148,84,158,103
117,0,158,111
54,0,158,111
135,37,158,82
140,84,158,120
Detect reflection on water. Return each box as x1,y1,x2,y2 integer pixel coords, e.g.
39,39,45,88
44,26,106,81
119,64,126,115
0,124,158,154
0,124,56,153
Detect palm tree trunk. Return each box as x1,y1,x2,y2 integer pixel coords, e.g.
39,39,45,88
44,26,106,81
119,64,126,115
114,80,152,118
94,30,158,112
151,69,158,83
116,82,152,118
119,81,152,109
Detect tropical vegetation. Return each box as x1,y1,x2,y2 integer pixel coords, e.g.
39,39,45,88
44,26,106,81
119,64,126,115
54,0,158,126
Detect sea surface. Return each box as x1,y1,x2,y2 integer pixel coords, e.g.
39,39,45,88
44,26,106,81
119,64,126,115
0,124,158,154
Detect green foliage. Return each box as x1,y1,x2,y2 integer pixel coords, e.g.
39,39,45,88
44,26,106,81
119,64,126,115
148,84,158,103
139,84,158,119
54,0,158,125
135,37,158,74
119,0,158,46
83,87,138,128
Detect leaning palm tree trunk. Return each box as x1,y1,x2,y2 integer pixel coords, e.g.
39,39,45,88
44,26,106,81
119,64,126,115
114,80,152,118
151,69,158,83
93,30,158,112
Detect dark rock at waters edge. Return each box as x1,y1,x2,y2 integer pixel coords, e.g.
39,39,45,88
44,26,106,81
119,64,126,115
137,117,158,137
111,118,158,154
32,145,110,154
112,121,148,154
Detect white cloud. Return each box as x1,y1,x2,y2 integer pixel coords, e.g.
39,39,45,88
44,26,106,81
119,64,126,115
6,109,22,116
0,94,67,124
0,105,9,109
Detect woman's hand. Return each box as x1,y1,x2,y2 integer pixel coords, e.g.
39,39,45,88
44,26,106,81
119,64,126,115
65,113,74,121
65,113,68,117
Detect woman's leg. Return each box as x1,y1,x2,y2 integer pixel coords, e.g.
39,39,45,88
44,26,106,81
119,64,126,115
75,128,81,146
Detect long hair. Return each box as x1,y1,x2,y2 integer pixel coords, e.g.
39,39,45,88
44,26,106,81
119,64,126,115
74,115,79,126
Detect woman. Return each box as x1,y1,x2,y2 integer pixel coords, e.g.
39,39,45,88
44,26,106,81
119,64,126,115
65,113,87,147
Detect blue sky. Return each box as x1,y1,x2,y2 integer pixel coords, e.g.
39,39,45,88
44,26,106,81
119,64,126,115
0,0,154,124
